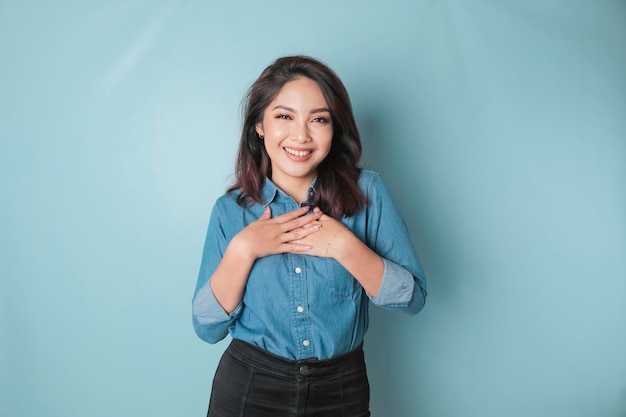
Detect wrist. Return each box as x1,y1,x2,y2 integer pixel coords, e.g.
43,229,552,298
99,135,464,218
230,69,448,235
228,234,258,264
325,227,352,260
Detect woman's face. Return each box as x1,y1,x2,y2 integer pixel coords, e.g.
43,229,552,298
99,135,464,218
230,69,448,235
256,77,333,193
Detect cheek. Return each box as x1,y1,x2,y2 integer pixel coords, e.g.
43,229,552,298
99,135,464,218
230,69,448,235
267,124,289,140
319,140,333,160
322,131,333,153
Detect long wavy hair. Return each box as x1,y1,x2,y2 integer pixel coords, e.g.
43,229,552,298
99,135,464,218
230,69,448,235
228,55,366,218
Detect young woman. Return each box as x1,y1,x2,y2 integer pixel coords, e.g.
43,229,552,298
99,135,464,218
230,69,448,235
192,55,427,417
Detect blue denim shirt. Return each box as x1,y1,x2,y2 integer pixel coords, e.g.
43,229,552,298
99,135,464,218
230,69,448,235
192,170,426,360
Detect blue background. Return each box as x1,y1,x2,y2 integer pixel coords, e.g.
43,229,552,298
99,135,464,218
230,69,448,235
1,1,625,416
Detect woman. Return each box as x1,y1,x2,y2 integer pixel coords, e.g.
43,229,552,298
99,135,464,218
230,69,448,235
192,55,427,417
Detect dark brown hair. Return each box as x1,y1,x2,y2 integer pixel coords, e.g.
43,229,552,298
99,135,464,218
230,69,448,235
228,55,366,218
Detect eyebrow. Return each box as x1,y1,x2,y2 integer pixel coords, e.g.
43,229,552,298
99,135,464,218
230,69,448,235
272,105,331,114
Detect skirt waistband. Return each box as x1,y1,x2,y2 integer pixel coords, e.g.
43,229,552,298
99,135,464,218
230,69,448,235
227,339,365,378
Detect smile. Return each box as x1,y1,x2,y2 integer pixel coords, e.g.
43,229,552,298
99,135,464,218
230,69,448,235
284,147,312,157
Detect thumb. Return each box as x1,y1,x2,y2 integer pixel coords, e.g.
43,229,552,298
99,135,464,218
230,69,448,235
259,206,272,220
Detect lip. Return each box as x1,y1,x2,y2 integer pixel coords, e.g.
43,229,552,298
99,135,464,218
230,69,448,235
283,147,313,161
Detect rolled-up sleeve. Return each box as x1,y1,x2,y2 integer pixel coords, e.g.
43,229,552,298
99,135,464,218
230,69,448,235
192,199,240,343
362,173,427,316
370,258,427,315
192,281,242,343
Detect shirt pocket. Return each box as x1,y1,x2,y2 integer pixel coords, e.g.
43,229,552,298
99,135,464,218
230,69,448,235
325,258,358,297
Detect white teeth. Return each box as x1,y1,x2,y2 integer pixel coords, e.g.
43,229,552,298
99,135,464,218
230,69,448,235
284,148,311,157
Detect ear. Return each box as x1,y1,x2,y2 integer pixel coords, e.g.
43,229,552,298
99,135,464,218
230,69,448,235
255,122,264,138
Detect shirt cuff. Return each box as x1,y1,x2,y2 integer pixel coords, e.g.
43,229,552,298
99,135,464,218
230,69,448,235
370,258,415,307
193,282,242,325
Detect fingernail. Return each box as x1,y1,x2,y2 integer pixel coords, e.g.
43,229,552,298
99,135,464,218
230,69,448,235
312,225,320,230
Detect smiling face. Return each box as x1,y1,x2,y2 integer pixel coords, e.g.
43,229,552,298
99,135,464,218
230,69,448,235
255,77,333,200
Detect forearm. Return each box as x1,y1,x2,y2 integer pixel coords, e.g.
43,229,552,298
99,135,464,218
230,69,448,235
209,240,256,314
331,230,384,297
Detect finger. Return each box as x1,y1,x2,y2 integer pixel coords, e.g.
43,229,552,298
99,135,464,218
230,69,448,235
279,210,323,233
286,224,321,242
271,205,310,223
258,206,272,220
318,212,332,221
283,242,313,253
285,212,322,232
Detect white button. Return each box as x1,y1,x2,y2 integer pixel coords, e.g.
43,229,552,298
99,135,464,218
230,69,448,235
297,306,304,313
302,339,310,347
295,267,302,274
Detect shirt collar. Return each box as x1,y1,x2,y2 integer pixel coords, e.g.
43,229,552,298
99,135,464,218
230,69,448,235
260,177,318,207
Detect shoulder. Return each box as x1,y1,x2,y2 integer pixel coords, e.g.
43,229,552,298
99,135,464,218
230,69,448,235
358,169,379,182
211,190,244,216
358,169,385,196
215,189,242,204
214,189,241,206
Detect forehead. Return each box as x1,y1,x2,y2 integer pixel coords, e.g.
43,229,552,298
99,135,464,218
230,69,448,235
270,77,329,107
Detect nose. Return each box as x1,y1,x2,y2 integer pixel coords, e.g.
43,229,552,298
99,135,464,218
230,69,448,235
291,120,310,143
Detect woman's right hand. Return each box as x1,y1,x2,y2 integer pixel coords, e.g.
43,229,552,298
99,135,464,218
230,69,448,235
231,205,323,261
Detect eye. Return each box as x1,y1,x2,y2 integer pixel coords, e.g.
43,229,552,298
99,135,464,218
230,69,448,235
313,117,330,124
275,114,291,120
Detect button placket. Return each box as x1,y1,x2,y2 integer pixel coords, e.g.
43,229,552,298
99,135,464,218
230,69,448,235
290,252,312,357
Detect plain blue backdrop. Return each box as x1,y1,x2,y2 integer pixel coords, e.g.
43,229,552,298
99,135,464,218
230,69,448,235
1,1,625,416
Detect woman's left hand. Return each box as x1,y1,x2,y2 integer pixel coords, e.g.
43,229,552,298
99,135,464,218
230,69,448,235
295,213,353,259
297,210,385,297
